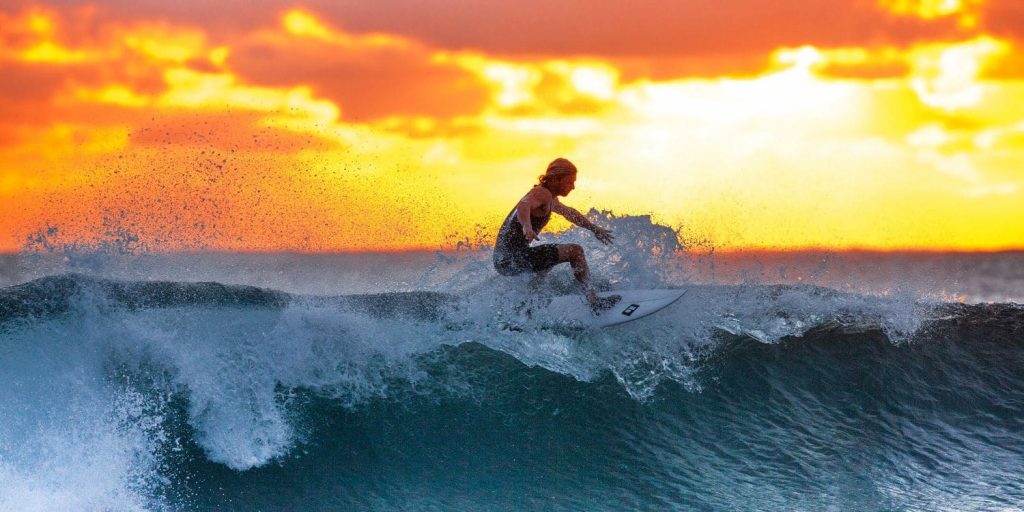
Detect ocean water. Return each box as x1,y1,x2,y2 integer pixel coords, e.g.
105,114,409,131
1,215,1022,511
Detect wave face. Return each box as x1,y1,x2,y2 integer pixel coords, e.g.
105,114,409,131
2,217,1023,511
1,272,1021,511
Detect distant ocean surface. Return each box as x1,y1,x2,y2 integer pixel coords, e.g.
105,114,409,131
1,217,1022,511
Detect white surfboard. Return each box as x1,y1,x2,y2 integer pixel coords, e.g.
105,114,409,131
533,289,686,328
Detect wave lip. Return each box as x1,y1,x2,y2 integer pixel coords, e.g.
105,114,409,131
0,273,288,325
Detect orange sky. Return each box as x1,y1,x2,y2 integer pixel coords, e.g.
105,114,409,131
1,0,1023,252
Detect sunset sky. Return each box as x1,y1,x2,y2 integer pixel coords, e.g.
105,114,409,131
2,0,1023,252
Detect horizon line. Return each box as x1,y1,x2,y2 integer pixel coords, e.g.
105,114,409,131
2,247,1024,256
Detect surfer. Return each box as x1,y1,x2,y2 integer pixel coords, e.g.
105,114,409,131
493,157,621,312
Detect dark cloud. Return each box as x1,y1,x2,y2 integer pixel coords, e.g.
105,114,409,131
0,63,69,146
0,58,181,148
226,38,491,121
18,0,972,61
981,0,1024,41
0,1,278,40
978,0,1024,80
0,62,65,107
298,0,965,57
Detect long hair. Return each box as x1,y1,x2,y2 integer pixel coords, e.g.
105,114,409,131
538,157,577,187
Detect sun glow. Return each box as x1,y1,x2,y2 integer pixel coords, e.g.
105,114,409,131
282,10,334,40
281,8,409,49
158,68,339,124
75,84,151,107
0,2,1022,252
879,0,983,27
909,37,1009,110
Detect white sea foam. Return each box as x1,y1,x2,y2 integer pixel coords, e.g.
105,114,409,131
0,319,167,511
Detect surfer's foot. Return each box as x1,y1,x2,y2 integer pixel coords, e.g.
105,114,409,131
590,294,621,313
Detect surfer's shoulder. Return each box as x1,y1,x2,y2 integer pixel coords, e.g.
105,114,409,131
526,185,553,202
519,186,551,207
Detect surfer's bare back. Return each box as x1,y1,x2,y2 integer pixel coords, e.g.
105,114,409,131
493,157,621,311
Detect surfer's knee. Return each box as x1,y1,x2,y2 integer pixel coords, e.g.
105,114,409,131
559,243,585,263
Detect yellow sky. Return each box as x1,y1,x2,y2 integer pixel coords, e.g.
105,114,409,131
1,1,1022,252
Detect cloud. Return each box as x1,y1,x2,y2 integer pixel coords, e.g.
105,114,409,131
980,0,1024,40
12,1,978,69
0,5,497,125
295,0,965,58
0,62,66,143
789,35,1022,83
0,8,203,137
225,20,492,122
811,48,912,80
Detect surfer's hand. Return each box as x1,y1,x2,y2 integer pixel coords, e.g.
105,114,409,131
523,228,539,242
592,226,614,245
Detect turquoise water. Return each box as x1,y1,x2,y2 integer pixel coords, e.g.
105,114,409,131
1,272,1021,511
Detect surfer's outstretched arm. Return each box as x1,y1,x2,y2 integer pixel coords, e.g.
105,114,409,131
552,201,614,245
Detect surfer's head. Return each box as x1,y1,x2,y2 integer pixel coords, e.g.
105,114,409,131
539,158,577,195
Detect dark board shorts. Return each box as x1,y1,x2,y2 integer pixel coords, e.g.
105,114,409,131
494,244,561,276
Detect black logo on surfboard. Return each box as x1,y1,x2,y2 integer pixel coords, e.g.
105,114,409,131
621,304,640,316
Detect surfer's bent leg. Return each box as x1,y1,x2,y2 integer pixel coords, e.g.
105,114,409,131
555,244,621,312
557,244,590,286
